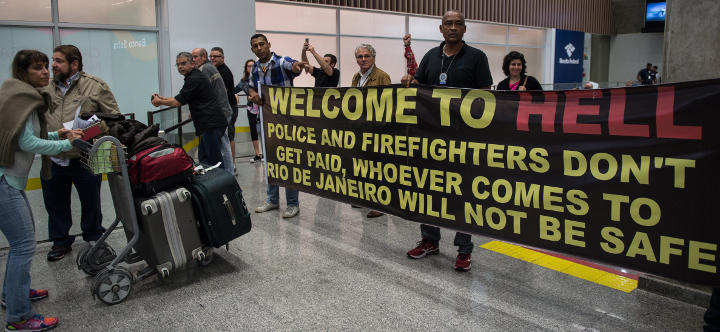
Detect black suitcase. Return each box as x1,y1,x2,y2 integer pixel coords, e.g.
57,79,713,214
187,167,252,247
134,187,205,275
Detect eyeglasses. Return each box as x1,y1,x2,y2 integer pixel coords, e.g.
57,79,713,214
356,54,373,59
209,55,223,58
175,61,188,67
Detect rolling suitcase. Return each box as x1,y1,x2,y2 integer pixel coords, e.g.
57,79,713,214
135,187,204,276
187,167,252,248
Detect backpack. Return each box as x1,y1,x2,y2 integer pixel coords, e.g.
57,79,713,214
127,144,194,196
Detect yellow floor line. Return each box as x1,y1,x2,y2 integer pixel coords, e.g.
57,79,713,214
480,240,637,293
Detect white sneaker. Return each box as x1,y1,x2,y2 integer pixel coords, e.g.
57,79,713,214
282,206,299,218
255,202,279,213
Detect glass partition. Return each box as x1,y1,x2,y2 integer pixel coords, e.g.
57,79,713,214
0,27,53,83
340,10,404,38
509,26,545,46
58,0,156,26
0,0,51,22
61,29,159,123
256,2,337,34
469,43,507,86
465,22,507,44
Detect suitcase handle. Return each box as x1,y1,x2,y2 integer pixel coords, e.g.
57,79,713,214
222,194,237,226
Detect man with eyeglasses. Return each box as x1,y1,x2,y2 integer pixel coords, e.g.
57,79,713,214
151,52,227,170
247,33,307,219
349,43,391,219
210,46,240,163
192,47,234,174
351,44,391,88
401,10,493,272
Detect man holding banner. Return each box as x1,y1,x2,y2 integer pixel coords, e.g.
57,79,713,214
401,10,493,272
247,33,307,219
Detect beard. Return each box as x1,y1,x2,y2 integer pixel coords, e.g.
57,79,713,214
53,67,72,82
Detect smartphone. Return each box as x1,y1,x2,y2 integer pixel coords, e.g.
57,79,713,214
305,38,309,43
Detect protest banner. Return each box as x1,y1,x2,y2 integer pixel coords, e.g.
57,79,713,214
261,80,720,285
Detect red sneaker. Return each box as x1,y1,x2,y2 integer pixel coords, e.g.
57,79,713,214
455,253,471,272
1,289,49,309
5,314,58,331
29,289,48,301
407,240,439,259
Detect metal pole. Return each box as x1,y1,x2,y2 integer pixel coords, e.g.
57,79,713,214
177,106,183,147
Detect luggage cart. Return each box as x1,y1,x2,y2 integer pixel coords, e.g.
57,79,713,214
74,136,213,305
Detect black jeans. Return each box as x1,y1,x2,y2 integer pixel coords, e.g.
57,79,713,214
420,224,473,254
41,159,105,247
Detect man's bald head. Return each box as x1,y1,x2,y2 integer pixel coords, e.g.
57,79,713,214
440,10,466,44
191,48,208,68
442,10,465,23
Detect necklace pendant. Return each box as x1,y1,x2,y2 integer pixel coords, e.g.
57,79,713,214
439,72,447,85
260,65,268,73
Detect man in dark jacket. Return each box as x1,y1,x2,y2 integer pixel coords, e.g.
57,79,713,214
151,52,227,168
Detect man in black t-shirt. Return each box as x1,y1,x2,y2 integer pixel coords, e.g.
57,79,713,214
401,10,493,273
637,63,654,85
152,52,227,167
301,41,340,87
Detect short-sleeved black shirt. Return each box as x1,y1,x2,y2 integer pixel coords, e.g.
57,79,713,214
174,68,227,135
414,41,493,89
312,67,340,87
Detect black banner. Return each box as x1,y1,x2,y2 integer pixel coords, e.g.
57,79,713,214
261,80,720,285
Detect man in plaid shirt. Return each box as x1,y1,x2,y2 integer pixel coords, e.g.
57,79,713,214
247,33,307,219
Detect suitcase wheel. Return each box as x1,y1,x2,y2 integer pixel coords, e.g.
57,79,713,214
197,247,213,267
92,266,133,305
159,267,170,280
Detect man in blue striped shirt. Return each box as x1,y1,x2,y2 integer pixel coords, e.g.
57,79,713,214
248,33,306,219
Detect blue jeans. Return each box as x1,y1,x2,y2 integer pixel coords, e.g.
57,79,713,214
220,131,235,174
41,159,104,247
420,224,473,254
0,176,37,322
198,127,225,169
266,184,298,207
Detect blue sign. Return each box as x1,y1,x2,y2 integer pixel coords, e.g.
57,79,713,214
554,29,584,86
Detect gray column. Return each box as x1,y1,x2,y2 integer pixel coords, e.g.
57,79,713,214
662,0,720,83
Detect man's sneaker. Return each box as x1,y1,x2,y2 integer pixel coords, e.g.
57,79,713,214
1,289,49,309
250,155,263,163
255,202,279,213
282,206,299,218
5,314,58,331
455,253,471,272
46,246,71,262
407,240,439,259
